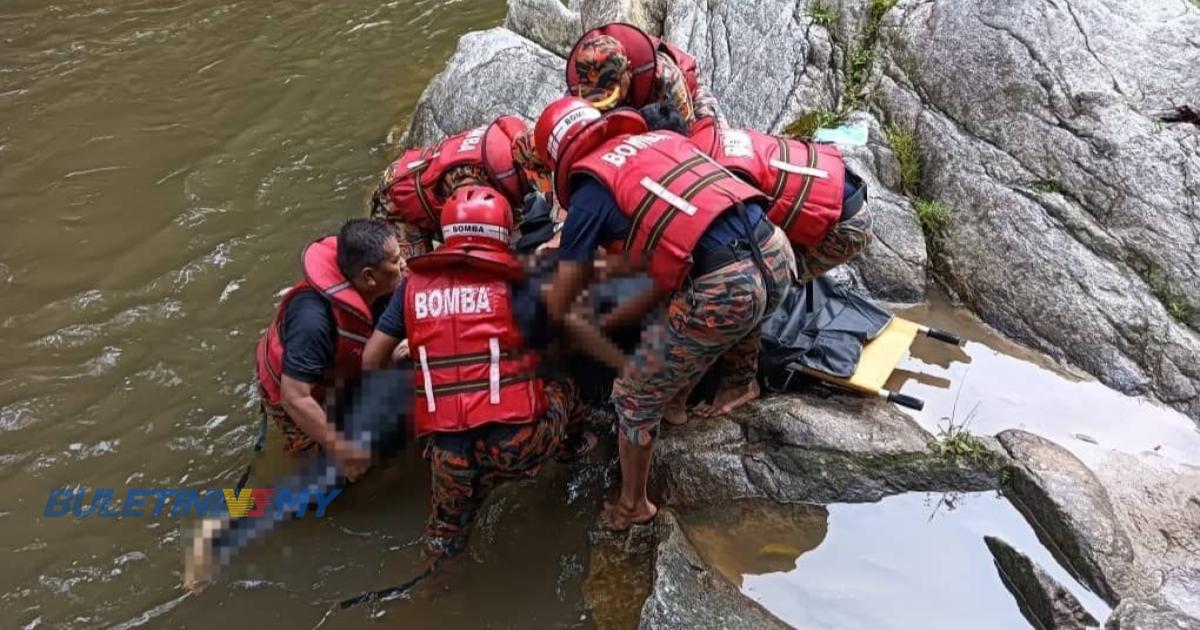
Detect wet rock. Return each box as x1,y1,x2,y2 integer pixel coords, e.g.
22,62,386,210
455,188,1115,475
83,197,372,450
584,523,658,630
637,510,789,630
653,393,1002,507
1106,597,1200,630
835,111,928,302
400,27,565,148
1089,452,1200,619
874,0,1200,420
999,429,1134,605
505,0,582,58
984,535,1100,629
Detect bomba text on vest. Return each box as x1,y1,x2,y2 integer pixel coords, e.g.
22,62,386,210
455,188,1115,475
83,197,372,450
457,126,487,152
600,132,671,168
414,286,494,319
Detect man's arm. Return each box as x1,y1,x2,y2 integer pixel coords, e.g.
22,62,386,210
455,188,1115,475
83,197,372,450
543,260,594,322
362,331,401,370
599,282,670,332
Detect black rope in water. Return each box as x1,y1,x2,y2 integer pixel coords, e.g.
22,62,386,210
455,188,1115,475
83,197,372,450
338,553,447,609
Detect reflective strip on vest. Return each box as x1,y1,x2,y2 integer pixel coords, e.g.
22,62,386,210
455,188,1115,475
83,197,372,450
324,281,351,296
624,155,708,252
337,328,370,344
769,159,829,179
488,337,501,405
643,170,733,254
639,177,698,216
779,141,822,232
418,345,436,413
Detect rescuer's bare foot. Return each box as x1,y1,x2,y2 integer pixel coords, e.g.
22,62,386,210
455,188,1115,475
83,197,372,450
663,398,688,426
696,380,760,418
600,498,658,531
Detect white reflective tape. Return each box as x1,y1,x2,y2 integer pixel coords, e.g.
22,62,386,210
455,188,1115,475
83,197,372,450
324,281,351,296
418,345,436,413
441,222,510,244
769,159,828,179
639,177,698,216
405,159,428,171
337,329,369,344
488,338,501,405
548,104,601,163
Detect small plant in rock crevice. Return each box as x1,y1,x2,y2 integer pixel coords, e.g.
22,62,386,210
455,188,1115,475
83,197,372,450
884,124,920,195
809,0,838,28
927,378,986,463
914,198,951,255
783,107,842,139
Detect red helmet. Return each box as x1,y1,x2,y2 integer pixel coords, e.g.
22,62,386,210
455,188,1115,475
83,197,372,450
439,186,513,253
534,96,603,169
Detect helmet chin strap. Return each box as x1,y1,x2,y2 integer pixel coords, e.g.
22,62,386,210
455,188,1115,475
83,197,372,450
590,86,622,111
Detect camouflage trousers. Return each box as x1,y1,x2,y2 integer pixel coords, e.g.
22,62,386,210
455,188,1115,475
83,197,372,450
792,208,874,283
424,379,584,557
262,398,320,455
611,226,794,446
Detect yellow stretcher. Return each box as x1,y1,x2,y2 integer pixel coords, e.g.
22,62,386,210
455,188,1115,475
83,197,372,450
774,316,962,411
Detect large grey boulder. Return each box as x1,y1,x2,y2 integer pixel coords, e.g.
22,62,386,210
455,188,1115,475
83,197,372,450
1106,597,1200,630
999,429,1135,605
637,510,790,630
873,0,1200,419
505,0,582,57
653,392,1003,507
1000,430,1200,619
400,27,566,148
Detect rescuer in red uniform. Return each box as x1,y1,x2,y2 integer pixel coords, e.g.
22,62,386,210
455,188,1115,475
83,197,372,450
361,186,620,556
533,98,794,530
567,23,720,129
689,119,874,281
369,116,555,261
255,218,403,479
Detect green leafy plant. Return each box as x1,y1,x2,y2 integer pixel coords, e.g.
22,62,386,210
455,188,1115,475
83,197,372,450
783,108,841,139
810,0,838,27
884,124,920,194
1030,178,1064,194
927,401,986,463
914,198,951,254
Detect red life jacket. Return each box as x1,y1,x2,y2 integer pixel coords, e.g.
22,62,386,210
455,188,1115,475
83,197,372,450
566,23,700,110
403,257,546,437
692,119,845,248
567,129,765,290
256,237,376,409
376,116,527,232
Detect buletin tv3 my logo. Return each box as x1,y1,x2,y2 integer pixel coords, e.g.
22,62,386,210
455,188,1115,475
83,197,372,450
43,487,342,518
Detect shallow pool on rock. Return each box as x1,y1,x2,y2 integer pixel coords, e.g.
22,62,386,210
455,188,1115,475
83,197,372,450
679,492,1111,630
891,294,1200,468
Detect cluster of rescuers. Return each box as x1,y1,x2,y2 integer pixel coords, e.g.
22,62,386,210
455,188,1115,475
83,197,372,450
256,24,873,557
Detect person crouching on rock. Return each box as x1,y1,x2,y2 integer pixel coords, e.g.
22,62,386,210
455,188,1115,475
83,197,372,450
361,186,617,557
566,24,720,132
689,118,874,283
255,218,403,480
369,115,557,262
533,98,793,530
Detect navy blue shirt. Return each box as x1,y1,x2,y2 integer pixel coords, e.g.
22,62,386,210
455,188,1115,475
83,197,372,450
558,177,764,263
282,291,389,383
375,277,552,351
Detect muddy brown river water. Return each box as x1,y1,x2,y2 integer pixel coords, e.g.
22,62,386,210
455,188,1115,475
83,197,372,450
2,2,1199,629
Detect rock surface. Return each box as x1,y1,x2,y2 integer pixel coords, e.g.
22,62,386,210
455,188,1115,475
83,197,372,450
505,0,582,58
653,393,1003,507
400,27,565,148
985,535,1101,629
637,510,790,630
873,0,1200,419
1000,429,1200,622
1106,597,1200,630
